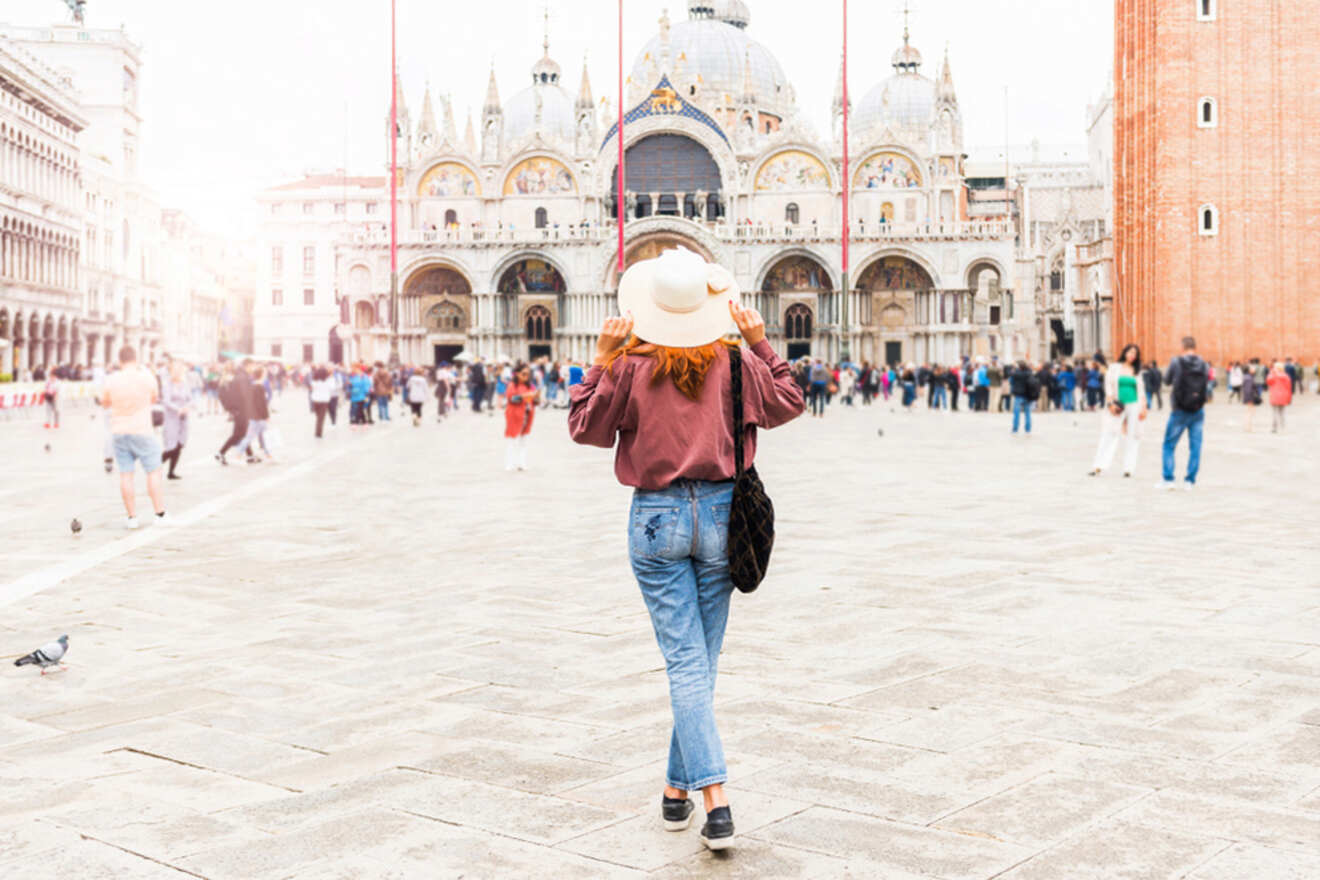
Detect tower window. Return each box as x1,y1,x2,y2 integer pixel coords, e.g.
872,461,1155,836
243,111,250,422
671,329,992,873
534,207,548,229
1197,0,1216,20
1198,204,1219,236
1198,97,1217,128
785,203,800,224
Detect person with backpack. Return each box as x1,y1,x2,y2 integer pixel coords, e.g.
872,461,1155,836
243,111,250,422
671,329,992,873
1160,336,1209,489
1240,363,1262,432
1009,360,1038,434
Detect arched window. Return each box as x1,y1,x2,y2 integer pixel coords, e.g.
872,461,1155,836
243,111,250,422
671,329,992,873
1198,97,1217,128
444,209,457,226
534,207,548,229
1197,0,1216,21
784,303,813,340
1198,204,1219,235
785,203,800,224
425,301,465,332
525,305,553,341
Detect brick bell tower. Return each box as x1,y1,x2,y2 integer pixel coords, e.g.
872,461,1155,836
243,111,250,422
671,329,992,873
1113,0,1320,366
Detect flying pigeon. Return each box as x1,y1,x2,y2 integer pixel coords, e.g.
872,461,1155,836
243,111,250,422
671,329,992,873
14,635,69,674
70,518,82,535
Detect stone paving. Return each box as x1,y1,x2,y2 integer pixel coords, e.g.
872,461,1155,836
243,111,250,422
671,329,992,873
1,390,1318,879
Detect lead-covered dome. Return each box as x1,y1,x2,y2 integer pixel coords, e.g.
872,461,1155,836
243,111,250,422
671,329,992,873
854,33,935,134
504,51,575,145
633,4,791,113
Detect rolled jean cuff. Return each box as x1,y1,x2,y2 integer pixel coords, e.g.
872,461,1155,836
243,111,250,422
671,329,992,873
667,773,727,791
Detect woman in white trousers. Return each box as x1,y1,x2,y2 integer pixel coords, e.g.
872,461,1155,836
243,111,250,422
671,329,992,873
1090,344,1147,477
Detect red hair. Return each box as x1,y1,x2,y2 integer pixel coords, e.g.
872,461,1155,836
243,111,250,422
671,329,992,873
603,336,739,401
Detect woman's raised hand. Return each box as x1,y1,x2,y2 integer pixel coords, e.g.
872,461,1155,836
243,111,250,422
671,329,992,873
729,301,766,346
594,313,634,364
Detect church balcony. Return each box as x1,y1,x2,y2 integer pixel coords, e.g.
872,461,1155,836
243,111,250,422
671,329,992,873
351,225,608,247
346,217,1015,250
721,219,1014,244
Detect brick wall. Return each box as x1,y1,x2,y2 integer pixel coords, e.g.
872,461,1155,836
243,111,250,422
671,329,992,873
1114,0,1320,366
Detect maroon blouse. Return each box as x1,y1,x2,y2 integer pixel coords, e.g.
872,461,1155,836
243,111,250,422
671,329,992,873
568,340,805,490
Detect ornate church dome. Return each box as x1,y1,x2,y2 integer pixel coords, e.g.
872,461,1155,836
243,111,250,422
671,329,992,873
853,30,936,134
632,3,791,114
504,44,575,145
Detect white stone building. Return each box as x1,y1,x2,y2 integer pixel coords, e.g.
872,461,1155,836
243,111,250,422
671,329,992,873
1012,76,1115,361
2,21,165,368
264,2,1025,368
254,173,385,363
0,34,85,377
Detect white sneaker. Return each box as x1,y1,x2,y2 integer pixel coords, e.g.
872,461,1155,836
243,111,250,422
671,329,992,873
1154,481,1177,491
125,516,140,529
1182,481,1196,490
154,512,171,525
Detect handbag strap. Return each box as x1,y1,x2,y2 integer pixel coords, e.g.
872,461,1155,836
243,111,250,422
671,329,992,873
729,345,745,477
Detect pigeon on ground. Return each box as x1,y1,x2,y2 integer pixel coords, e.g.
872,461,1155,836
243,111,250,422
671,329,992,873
877,428,884,437
14,635,69,674
70,518,82,535
43,443,51,453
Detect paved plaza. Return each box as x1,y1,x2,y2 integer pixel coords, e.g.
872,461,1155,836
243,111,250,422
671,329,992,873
2,392,1319,879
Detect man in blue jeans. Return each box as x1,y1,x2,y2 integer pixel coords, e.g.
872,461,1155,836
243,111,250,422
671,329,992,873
1008,360,1036,433
1160,336,1208,489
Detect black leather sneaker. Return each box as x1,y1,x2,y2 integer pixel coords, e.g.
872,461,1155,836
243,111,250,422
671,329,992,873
700,805,734,850
662,796,694,831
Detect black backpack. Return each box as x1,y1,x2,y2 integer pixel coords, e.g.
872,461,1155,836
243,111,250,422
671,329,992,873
1172,357,1208,412
1025,373,1042,399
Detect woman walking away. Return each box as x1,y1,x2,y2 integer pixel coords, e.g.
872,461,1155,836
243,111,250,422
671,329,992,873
1266,361,1292,432
161,360,191,479
569,248,804,851
406,370,428,426
503,362,540,470
1090,344,1147,477
309,366,334,438
1241,365,1262,432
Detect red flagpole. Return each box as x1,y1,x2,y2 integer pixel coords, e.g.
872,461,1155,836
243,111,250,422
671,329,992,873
388,0,400,365
841,0,849,275
840,0,850,361
617,0,625,277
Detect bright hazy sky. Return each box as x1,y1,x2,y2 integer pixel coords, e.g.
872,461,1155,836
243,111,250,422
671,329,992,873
11,0,1112,233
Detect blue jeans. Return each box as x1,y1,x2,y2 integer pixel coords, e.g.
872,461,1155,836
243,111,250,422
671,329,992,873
629,479,735,791
809,382,828,416
931,384,947,409
1012,395,1033,433
376,395,390,419
1162,408,1204,484
1062,389,1076,411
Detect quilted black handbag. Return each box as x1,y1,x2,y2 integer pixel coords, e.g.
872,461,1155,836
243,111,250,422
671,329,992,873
727,346,774,593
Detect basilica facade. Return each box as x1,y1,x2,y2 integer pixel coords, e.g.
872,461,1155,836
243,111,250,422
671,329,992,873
330,1,1025,368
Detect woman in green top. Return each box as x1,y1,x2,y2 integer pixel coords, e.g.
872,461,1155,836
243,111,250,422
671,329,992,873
1090,344,1148,477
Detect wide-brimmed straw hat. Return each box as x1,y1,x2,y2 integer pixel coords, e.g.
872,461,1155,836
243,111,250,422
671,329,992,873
617,247,739,348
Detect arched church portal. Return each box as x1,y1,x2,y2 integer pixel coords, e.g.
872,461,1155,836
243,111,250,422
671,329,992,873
858,256,934,291
762,254,834,293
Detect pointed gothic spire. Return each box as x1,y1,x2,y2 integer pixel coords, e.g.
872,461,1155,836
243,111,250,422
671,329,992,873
418,83,438,141
832,51,849,113
463,111,477,154
937,44,957,103
392,67,409,121
443,93,458,143
483,65,501,114
576,56,594,110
